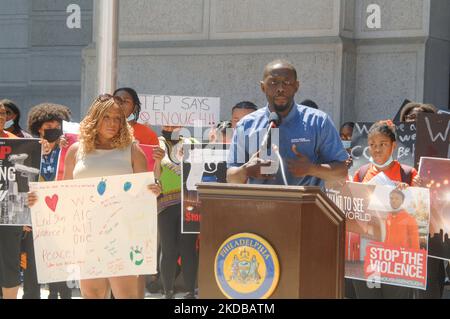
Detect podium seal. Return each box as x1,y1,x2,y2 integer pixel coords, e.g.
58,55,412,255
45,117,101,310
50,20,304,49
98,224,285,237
214,232,279,299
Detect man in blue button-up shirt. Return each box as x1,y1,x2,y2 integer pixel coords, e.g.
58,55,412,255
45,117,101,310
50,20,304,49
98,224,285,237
227,59,349,187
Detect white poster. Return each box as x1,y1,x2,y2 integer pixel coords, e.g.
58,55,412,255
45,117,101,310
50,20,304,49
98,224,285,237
138,94,220,127
30,172,158,284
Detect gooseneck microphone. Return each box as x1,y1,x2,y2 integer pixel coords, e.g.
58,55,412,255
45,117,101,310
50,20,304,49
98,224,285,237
259,112,288,186
260,112,281,151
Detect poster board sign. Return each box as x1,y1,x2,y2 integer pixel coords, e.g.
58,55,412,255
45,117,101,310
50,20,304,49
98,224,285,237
30,172,157,283
0,138,41,225
415,113,450,167
181,143,229,234
327,182,430,290
418,157,450,261
138,94,220,127
349,122,416,178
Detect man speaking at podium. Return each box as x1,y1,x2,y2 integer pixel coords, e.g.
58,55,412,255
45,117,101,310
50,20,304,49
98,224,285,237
227,59,348,187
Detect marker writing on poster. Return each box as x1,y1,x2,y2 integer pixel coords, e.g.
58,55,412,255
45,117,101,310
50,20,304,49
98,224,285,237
396,123,416,161
72,205,93,245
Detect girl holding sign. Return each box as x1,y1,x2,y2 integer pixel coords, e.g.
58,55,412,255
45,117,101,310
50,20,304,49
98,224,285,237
352,120,419,299
26,103,72,299
29,94,163,299
113,87,164,297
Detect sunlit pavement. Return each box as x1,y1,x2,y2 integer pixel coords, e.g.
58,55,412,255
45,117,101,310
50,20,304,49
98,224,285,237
16,284,450,299
17,286,194,299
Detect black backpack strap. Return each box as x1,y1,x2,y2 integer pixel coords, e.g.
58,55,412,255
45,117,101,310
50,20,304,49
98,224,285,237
399,164,414,185
356,163,371,182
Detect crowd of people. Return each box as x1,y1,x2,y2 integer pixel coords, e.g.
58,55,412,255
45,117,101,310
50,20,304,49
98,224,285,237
0,59,448,299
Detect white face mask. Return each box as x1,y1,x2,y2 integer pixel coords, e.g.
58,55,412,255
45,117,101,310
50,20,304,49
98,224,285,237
369,155,394,169
341,140,352,149
127,113,136,122
4,119,14,129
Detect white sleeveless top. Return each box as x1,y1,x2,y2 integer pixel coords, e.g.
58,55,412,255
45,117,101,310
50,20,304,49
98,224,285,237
73,143,133,179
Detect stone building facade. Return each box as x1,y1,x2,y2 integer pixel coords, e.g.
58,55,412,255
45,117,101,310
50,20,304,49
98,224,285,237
1,0,449,126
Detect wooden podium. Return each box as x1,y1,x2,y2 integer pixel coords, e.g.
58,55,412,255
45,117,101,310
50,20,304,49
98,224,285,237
197,183,345,299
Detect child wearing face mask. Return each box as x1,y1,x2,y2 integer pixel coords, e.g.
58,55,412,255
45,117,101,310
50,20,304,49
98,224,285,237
353,120,419,186
351,120,419,299
0,99,32,138
25,103,73,299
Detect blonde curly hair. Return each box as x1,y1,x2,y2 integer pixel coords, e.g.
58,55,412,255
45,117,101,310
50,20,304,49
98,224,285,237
79,96,133,154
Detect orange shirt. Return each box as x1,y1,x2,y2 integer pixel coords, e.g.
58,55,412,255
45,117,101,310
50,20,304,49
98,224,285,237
384,210,420,250
353,160,418,184
131,122,159,146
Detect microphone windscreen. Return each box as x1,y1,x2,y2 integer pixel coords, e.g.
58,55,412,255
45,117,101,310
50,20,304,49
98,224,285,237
268,112,281,126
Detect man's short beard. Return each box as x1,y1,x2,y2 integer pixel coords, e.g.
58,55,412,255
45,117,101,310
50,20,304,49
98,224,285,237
273,102,292,113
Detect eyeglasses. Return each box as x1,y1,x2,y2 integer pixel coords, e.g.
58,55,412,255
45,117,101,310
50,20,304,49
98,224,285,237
96,93,124,105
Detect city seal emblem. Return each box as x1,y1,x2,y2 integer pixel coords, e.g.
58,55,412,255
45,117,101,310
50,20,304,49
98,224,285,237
215,233,280,299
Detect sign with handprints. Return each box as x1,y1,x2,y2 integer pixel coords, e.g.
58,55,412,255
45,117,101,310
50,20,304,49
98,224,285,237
29,172,157,284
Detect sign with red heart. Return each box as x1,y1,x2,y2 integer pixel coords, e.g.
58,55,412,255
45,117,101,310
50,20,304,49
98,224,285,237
45,194,59,212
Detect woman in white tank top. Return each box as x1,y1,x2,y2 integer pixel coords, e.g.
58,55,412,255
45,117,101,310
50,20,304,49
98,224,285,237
31,94,163,299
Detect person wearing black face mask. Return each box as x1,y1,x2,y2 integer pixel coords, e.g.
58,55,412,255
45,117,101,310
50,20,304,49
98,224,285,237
26,103,72,299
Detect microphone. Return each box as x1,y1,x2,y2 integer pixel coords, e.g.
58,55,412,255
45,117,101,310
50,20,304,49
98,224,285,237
259,113,288,185
260,112,281,151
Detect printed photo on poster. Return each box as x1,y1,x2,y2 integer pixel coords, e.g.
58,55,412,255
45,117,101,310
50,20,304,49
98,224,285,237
0,138,41,225
327,182,430,289
419,157,450,261
29,172,158,284
181,143,229,234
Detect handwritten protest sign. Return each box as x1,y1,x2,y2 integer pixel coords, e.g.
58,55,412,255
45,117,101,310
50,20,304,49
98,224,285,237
30,172,157,283
415,113,450,167
349,122,416,177
0,138,41,225
327,182,430,289
138,94,220,127
181,144,229,234
419,157,450,261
